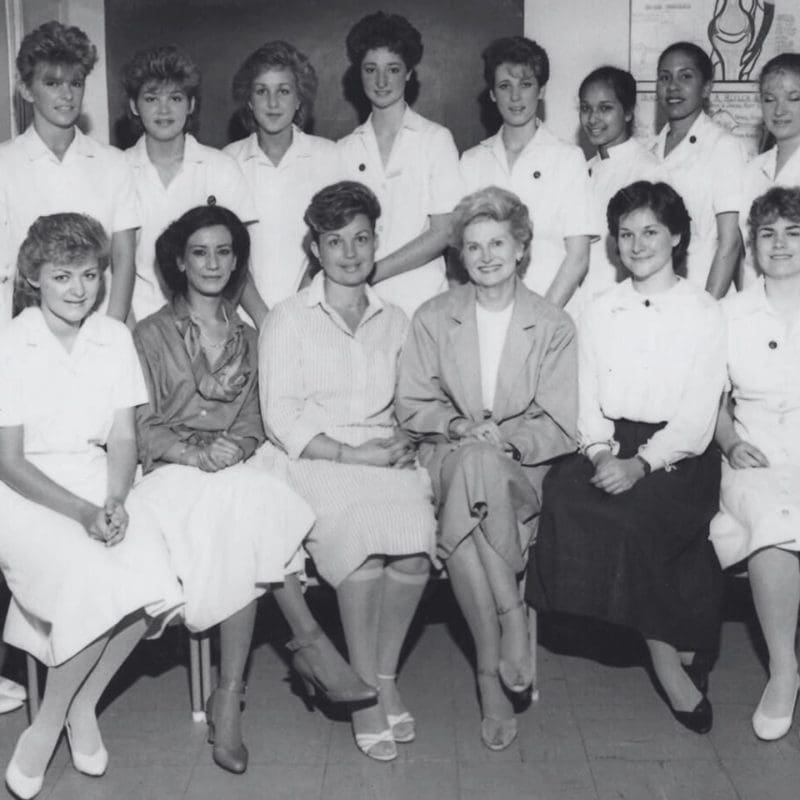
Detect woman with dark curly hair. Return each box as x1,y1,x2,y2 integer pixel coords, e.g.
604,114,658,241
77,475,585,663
0,20,139,325
133,204,374,775
337,12,462,318
226,41,342,322
461,37,596,315
121,44,255,321
528,181,727,734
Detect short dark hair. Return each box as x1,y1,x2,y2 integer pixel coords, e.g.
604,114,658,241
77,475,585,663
657,42,713,82
453,186,533,278
232,41,318,130
155,205,250,300
759,52,800,88
304,181,382,244
607,181,692,276
346,11,423,70
579,66,637,115
16,212,109,310
747,186,800,254
121,44,200,135
16,20,97,86
482,37,549,88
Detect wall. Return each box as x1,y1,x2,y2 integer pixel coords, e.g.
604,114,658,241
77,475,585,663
105,0,524,151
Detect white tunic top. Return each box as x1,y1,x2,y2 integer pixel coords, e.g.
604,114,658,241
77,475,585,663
337,105,463,318
0,126,140,327
578,278,726,471
126,134,256,321
739,145,800,288
585,138,668,299
460,123,597,311
650,112,747,289
224,128,342,309
475,301,514,412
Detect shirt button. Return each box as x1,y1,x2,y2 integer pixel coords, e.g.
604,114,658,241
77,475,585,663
532,171,541,179
769,340,778,349
358,163,366,172
644,299,651,307
689,135,697,143
207,195,216,206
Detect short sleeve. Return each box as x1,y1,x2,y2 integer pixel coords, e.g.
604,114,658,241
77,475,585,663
426,126,464,216
110,325,149,410
459,146,486,195
208,154,257,224
109,152,142,233
0,343,23,426
709,134,747,217
556,147,598,240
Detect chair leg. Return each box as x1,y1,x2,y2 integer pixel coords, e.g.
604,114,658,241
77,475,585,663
25,653,39,723
199,632,212,710
527,606,539,701
188,633,204,722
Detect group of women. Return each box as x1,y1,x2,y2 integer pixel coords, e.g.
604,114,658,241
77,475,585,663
0,8,799,799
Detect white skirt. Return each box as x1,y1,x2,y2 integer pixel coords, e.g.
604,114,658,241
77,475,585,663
0,451,183,667
133,460,314,632
710,461,800,569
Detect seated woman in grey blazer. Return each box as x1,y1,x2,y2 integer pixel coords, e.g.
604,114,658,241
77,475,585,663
396,186,578,750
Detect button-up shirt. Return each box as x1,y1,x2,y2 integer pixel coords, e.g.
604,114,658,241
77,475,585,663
260,272,408,459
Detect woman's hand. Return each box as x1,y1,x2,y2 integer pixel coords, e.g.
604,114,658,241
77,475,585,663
390,430,416,469
103,497,129,546
80,503,119,546
186,436,244,472
452,419,504,449
727,439,770,469
590,454,646,495
345,436,411,468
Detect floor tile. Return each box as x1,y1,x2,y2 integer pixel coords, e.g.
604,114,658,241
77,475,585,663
321,758,459,800
458,760,597,800
723,757,800,800
184,763,324,800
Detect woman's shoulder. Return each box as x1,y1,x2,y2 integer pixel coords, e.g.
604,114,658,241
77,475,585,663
133,304,176,344
720,282,763,321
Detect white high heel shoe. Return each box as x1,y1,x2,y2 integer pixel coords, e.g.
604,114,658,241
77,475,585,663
752,674,800,741
5,728,44,800
65,721,108,776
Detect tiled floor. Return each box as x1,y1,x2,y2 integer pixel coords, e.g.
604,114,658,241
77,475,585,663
0,579,797,800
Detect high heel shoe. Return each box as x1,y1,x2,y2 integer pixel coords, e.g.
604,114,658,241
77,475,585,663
206,681,248,774
477,670,518,751
497,601,533,694
670,695,713,734
376,673,415,743
65,721,108,777
5,728,44,799
752,674,800,741
683,651,715,695
287,627,377,705
353,727,397,762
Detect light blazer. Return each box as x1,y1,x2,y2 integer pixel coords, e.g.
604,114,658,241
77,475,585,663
396,279,578,495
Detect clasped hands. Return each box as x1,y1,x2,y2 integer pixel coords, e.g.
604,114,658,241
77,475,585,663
449,419,519,460
185,433,245,472
83,496,128,547
346,430,416,469
590,450,646,495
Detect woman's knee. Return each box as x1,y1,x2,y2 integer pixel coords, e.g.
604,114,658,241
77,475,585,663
386,553,430,576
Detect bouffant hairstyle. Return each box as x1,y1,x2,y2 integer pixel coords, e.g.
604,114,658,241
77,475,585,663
481,36,549,88
747,186,800,254
657,41,714,82
452,186,533,278
304,181,382,244
759,52,800,87
232,41,318,130
15,212,109,310
346,11,423,70
579,66,637,116
16,20,97,86
121,45,201,134
607,181,692,276
155,205,251,301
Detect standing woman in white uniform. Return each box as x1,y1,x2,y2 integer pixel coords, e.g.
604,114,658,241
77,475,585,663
740,53,800,287
122,45,256,322
0,22,139,327
0,214,182,799
652,41,746,297
226,41,343,325
460,37,596,313
337,12,463,318
579,66,666,299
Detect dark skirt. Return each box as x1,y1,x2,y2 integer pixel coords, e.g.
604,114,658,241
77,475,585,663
526,420,724,651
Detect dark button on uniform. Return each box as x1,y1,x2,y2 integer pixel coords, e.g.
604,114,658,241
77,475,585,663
207,195,216,205
358,163,366,172
644,299,651,307
689,135,697,143
532,170,541,179
769,340,778,349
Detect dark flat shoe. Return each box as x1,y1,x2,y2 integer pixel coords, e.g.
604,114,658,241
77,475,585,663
671,695,712,734
683,651,715,695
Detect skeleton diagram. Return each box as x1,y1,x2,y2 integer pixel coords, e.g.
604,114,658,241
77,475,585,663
708,0,776,80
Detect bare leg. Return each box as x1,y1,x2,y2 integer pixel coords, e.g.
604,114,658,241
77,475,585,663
67,615,148,755
376,555,429,722
13,636,109,778
337,558,391,758
646,638,702,712
749,547,800,716
447,537,513,724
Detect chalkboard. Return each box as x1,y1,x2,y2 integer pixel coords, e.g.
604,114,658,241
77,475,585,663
104,0,523,152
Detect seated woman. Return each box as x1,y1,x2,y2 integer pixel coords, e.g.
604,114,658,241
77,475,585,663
0,213,182,799
133,204,375,775
710,186,800,740
396,186,578,750
259,181,437,763
528,181,727,733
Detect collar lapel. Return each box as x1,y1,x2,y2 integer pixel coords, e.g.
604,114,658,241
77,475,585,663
446,286,484,419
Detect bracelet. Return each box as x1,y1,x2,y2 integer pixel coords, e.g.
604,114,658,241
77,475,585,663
635,455,651,476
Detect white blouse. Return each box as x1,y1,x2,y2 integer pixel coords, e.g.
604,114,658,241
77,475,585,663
578,278,726,471
475,301,514,412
